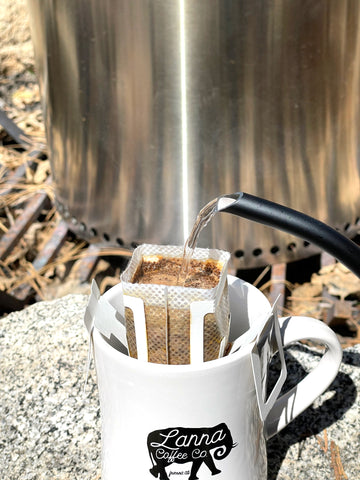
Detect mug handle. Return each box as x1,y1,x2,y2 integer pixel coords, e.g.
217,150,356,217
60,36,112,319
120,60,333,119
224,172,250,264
264,315,342,439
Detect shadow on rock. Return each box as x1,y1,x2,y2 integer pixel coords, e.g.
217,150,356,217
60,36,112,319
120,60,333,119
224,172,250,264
266,345,358,480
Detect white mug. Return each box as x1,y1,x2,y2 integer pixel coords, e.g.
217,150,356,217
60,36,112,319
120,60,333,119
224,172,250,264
86,276,342,480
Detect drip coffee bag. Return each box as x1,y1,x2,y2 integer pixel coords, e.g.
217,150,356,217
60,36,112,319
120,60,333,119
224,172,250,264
120,244,231,364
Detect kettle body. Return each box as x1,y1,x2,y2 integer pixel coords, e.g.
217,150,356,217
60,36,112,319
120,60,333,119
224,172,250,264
28,0,360,267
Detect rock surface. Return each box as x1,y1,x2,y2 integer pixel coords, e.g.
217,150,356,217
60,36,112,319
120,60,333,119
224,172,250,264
1,294,359,480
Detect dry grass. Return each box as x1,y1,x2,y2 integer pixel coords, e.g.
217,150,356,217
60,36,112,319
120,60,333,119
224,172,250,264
0,0,34,77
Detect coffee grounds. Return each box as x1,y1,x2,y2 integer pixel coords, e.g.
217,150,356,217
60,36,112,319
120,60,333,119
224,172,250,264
131,256,222,289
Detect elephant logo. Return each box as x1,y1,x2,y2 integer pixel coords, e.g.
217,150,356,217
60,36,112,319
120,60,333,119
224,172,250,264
147,422,236,480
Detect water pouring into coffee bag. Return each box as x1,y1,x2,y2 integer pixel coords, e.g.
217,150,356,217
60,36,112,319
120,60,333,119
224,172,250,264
121,189,360,366
120,244,231,365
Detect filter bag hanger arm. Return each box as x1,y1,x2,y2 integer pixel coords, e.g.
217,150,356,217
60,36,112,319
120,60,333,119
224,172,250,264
217,192,360,279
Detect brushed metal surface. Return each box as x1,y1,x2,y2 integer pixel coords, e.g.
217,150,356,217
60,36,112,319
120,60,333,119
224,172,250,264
27,0,360,268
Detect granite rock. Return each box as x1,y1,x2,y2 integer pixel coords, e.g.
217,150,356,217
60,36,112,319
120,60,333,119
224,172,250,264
1,295,359,479
1,295,100,480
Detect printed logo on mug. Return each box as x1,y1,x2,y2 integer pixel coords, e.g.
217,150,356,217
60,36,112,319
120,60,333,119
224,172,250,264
147,423,236,480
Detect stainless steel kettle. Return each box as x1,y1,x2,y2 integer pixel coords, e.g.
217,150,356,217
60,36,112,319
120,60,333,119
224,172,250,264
27,0,360,268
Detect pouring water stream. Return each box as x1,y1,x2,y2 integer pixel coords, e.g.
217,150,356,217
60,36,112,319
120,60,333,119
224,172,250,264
178,191,360,285
177,197,221,285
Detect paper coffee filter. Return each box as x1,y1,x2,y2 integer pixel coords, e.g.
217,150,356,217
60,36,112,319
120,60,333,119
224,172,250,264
121,244,229,306
120,244,231,364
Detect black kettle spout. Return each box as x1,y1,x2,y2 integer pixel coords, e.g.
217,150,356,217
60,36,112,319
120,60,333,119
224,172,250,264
217,192,360,279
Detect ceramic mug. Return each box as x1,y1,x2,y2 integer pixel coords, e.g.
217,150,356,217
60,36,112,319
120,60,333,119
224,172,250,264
86,276,342,480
